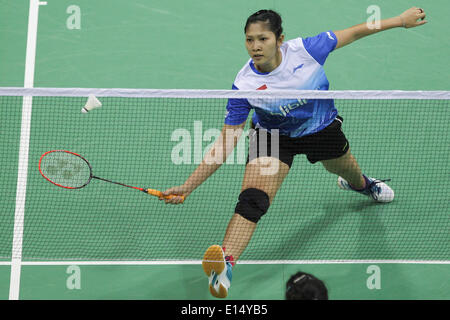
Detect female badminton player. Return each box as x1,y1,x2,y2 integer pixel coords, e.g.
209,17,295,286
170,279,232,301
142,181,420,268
162,7,427,298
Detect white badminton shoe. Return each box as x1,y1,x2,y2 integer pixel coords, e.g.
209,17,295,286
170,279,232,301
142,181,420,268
202,245,233,298
338,175,394,203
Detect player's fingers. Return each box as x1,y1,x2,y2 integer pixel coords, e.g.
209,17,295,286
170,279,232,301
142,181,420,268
162,193,182,203
162,188,183,198
164,195,183,204
416,8,425,19
163,197,175,204
161,188,175,196
164,184,187,194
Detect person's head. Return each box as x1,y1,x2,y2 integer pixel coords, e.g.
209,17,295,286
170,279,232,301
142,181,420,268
285,272,329,300
244,10,285,73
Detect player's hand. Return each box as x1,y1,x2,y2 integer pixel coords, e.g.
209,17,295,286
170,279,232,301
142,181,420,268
399,7,427,28
161,184,192,204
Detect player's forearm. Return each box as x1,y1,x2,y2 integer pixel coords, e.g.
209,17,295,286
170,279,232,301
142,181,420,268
334,16,401,49
335,7,426,49
351,16,403,41
183,159,222,191
336,16,403,48
184,128,242,191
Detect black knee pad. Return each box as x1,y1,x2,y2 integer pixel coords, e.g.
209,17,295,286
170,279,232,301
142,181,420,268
235,188,270,223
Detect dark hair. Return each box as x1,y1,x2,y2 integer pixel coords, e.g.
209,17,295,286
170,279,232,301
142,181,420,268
244,9,283,39
285,272,329,300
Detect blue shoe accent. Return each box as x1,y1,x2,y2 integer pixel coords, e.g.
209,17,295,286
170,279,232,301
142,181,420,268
365,176,392,200
338,175,394,202
211,272,218,286
225,262,233,283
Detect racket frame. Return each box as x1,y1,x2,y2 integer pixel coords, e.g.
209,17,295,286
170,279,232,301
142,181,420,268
39,150,181,201
39,150,93,189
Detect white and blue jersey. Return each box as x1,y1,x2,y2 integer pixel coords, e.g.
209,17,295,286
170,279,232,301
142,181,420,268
225,31,338,138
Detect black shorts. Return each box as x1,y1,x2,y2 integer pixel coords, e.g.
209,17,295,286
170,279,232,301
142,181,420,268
247,116,350,168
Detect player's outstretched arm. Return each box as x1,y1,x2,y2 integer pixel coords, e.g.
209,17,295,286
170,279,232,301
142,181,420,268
334,7,427,50
161,122,247,204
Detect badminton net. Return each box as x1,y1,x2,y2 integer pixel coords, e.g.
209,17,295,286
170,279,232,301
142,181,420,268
1,87,449,262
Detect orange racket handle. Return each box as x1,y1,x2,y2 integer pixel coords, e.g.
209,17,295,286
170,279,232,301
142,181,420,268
145,188,185,203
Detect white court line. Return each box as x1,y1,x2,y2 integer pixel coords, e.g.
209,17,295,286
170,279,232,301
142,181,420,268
9,0,45,301
0,260,449,266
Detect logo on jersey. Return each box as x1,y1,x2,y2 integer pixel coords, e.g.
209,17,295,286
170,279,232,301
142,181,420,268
293,64,304,73
276,99,308,116
257,84,267,90
326,32,335,40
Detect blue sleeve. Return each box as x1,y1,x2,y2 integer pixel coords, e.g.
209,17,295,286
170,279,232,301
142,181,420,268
302,31,338,65
224,84,251,125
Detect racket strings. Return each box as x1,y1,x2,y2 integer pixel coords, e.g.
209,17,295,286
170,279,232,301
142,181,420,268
40,151,91,188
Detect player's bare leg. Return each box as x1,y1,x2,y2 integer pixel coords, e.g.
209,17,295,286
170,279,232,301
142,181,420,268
202,157,289,298
321,149,394,202
321,149,365,188
222,156,290,260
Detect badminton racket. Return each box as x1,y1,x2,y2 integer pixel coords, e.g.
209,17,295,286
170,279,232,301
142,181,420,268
38,150,184,202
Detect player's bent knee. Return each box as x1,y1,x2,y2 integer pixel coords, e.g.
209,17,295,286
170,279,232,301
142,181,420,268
235,188,270,223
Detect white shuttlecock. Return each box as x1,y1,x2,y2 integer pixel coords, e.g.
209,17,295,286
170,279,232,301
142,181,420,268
81,94,102,113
